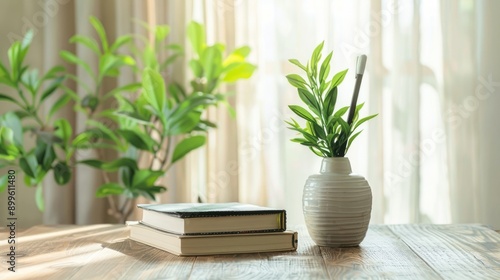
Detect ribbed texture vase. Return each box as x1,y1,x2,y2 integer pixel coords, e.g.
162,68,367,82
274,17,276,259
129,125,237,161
303,157,372,247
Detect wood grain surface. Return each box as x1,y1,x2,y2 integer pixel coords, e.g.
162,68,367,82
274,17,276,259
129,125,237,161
1,224,499,279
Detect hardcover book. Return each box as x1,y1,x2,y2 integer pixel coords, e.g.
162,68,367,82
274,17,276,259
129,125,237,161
137,202,287,235
128,222,298,256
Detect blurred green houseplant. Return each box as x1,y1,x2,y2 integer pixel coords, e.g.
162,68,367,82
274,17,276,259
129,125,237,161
0,18,255,222
0,30,70,210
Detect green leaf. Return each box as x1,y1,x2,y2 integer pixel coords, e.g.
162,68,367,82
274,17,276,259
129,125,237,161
80,157,138,172
49,95,71,119
114,111,152,126
200,45,223,81
104,82,141,99
187,21,206,57
337,117,351,136
79,159,105,169
165,43,184,52
70,35,100,54
98,53,120,80
290,138,308,143
41,145,56,171
222,46,250,67
299,141,320,147
120,166,134,188
0,174,8,193
234,46,250,56
60,50,94,80
288,126,318,144
142,68,166,113
0,62,15,87
309,147,325,157
319,51,333,82
117,129,156,151
167,111,202,135
13,110,30,119
222,62,256,82
96,183,124,197
160,53,183,70
330,69,348,88
142,45,158,69
166,93,216,126
40,76,65,103
1,112,23,146
353,114,378,131
20,69,39,96
311,121,326,139
289,105,316,123
8,42,21,81
98,54,134,81
85,120,121,145
0,93,20,106
89,16,108,52
288,59,307,71
0,127,20,160
36,183,44,211
54,119,72,147
310,41,325,76
138,189,155,200
323,87,338,119
167,83,186,102
109,35,133,53
103,158,138,172
131,169,164,189
155,25,171,43
334,106,350,118
297,88,320,116
189,60,203,77
53,161,71,185
41,65,65,81
138,185,166,194
20,154,38,178
34,140,48,163
286,74,308,89
71,130,97,148
171,135,206,164
81,94,99,111
21,29,34,49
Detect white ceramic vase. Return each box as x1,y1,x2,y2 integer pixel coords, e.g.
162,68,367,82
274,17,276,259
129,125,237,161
303,157,372,247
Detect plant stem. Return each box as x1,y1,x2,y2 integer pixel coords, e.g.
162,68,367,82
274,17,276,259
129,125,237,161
160,135,172,171
122,198,137,223
17,89,30,109
30,112,45,128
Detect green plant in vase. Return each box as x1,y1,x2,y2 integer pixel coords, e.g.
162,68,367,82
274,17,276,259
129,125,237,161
285,42,377,247
285,41,376,157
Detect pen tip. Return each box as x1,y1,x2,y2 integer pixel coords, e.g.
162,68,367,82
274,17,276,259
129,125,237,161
356,55,367,75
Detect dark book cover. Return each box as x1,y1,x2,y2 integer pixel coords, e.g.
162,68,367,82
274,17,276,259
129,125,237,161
137,202,285,218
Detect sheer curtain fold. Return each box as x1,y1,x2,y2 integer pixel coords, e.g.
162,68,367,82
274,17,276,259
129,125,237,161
476,0,500,229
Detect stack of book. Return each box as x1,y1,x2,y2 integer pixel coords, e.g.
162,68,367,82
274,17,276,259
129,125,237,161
127,202,298,256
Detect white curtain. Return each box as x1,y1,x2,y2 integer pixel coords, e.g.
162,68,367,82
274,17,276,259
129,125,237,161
205,0,500,227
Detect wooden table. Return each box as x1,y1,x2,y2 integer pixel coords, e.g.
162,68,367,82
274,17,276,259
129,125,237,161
1,224,499,279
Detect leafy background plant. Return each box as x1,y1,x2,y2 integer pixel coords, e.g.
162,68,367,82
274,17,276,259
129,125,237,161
0,18,255,223
0,30,70,211
285,42,377,157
